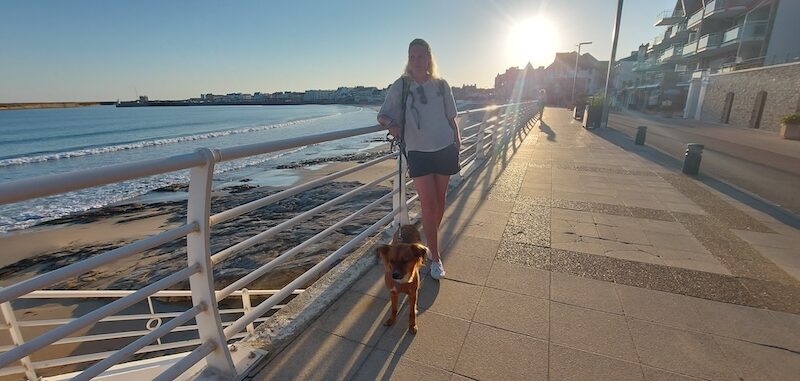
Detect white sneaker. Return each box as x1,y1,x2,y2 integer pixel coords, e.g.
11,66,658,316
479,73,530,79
430,260,446,280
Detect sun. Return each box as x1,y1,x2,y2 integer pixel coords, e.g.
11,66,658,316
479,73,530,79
507,16,557,67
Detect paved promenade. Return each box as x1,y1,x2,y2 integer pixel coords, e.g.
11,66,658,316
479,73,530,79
250,109,800,380
608,111,800,216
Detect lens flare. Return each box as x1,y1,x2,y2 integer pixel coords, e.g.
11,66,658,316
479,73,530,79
507,16,557,67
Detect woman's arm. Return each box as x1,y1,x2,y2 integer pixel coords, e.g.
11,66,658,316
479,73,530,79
449,117,461,148
378,114,401,139
378,79,403,140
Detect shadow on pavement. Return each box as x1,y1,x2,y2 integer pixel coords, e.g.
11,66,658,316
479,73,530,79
538,120,556,141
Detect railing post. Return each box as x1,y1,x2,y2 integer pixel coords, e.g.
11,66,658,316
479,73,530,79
490,111,499,157
393,152,410,228
476,118,486,161
501,105,512,147
451,111,466,183
186,148,235,377
506,105,515,141
241,288,254,335
1,302,38,381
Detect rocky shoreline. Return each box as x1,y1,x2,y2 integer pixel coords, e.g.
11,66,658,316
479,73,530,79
0,155,396,292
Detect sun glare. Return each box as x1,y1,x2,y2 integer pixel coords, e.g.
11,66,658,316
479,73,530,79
507,16,557,67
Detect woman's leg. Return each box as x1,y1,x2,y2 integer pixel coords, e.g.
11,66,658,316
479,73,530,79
413,174,443,262
433,174,450,228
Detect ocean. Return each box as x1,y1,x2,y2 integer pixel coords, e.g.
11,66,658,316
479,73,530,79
0,105,384,233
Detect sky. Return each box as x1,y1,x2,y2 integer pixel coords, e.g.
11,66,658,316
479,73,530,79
0,0,675,102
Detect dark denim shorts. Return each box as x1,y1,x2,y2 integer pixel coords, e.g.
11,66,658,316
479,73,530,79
406,144,461,178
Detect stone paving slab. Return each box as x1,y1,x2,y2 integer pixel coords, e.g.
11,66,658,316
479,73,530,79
251,109,800,380
549,344,644,381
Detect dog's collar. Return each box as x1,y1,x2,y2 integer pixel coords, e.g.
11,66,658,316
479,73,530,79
392,274,413,285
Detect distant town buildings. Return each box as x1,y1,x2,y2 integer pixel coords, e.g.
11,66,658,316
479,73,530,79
148,87,387,106
123,81,497,108
494,53,608,107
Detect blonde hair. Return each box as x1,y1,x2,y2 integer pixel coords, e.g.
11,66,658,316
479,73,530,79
404,38,440,79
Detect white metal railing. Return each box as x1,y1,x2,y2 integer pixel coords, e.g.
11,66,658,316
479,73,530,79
0,289,298,378
0,101,538,380
655,8,685,23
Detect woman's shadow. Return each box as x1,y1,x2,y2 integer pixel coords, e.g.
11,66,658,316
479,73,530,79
538,120,556,141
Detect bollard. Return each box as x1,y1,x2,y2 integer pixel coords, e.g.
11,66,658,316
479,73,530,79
682,143,704,175
635,126,647,145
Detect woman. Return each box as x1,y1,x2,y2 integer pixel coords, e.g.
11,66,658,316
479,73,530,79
377,38,460,280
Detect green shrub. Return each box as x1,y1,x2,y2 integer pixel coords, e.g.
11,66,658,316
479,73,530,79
780,113,800,125
589,96,605,107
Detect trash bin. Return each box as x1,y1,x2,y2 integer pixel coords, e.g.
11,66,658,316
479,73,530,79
635,126,647,145
682,143,704,175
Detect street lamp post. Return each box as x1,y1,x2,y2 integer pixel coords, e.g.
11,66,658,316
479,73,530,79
571,41,592,109
601,0,624,128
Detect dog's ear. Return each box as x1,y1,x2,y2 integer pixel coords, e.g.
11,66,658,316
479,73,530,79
411,244,428,259
376,244,390,261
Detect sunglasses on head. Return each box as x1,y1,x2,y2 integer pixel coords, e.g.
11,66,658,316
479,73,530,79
416,86,428,105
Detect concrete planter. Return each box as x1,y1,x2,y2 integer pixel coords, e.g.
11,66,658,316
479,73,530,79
573,104,585,120
780,122,800,140
582,105,602,129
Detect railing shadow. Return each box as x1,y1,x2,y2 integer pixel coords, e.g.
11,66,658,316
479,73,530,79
298,112,539,379
357,113,539,379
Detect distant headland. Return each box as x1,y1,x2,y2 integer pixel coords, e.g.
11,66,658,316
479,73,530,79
0,101,117,111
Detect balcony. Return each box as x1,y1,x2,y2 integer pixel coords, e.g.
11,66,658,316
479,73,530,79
740,20,769,42
704,0,751,20
660,45,685,62
655,9,686,26
634,57,660,72
683,40,698,57
687,9,703,28
722,25,741,45
676,71,693,84
653,31,669,50
670,22,688,39
696,33,722,53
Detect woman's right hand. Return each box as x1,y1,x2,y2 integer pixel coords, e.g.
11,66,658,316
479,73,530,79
387,123,400,140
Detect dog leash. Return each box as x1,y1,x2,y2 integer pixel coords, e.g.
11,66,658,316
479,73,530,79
386,133,406,244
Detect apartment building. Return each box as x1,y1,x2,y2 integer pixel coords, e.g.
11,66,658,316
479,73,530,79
621,0,799,129
544,52,608,107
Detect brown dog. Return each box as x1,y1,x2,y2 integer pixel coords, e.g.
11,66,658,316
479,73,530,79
376,224,428,334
